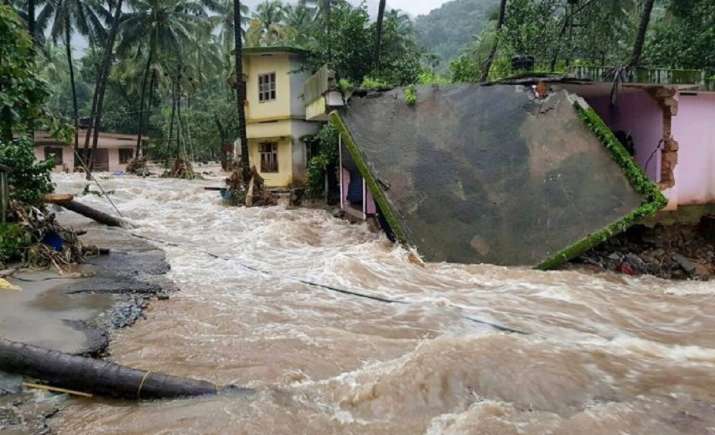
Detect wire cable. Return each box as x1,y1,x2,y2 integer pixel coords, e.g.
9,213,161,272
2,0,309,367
128,232,528,335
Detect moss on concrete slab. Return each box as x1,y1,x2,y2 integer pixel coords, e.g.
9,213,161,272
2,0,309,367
332,90,666,269
330,112,410,246
536,102,668,270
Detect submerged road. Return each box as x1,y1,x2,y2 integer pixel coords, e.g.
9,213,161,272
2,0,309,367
51,171,715,434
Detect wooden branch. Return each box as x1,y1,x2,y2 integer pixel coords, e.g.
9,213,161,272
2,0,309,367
23,382,93,398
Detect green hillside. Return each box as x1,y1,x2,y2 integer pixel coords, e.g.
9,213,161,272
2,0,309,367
415,0,499,67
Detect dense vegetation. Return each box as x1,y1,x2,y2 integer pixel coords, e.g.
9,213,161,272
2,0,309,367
0,5,67,207
0,4,70,264
414,0,498,72
447,0,715,81
6,0,424,167
2,0,713,185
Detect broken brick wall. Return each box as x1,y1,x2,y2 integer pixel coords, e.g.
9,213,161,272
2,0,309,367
648,87,679,189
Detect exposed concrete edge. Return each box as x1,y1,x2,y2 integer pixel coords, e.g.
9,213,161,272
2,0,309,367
331,92,667,269
329,111,410,246
537,95,668,270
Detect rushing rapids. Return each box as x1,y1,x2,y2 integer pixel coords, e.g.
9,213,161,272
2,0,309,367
50,172,715,434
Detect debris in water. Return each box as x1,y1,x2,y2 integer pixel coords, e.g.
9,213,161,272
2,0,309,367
164,158,198,180
125,157,151,176
225,166,275,207
12,202,95,272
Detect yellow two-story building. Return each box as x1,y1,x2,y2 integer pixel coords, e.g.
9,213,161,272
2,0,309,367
242,47,320,188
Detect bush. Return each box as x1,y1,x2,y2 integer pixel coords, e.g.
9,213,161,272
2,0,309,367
0,137,54,206
404,85,417,106
0,5,59,208
306,154,330,197
0,223,31,265
306,124,339,198
361,76,391,90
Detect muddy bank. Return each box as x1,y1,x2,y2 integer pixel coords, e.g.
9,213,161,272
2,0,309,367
0,214,173,434
568,215,715,280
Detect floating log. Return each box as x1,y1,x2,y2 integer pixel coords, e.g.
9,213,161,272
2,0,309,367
60,200,124,227
0,338,220,400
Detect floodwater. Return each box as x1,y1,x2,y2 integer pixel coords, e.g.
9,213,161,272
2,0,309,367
51,172,715,435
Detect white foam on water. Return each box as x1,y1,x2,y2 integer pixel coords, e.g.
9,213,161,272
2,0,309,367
50,173,715,435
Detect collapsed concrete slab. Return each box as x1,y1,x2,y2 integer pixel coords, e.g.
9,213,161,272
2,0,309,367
332,84,667,268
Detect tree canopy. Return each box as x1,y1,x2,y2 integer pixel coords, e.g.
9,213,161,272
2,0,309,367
448,0,714,82
4,0,712,166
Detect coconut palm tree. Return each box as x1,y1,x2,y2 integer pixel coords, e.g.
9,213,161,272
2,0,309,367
299,0,332,58
119,0,206,157
86,0,124,174
282,0,316,47
233,0,249,182
480,0,507,81
206,0,248,57
629,0,655,67
247,0,286,46
374,0,386,71
36,0,108,154
313,0,331,24
9,0,45,46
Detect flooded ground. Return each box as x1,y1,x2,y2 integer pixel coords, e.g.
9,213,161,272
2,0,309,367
50,172,715,434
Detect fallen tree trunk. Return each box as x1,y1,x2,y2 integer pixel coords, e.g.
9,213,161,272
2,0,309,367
0,338,220,400
43,193,74,206
60,200,124,228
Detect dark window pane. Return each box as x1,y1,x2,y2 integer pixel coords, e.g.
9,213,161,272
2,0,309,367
258,73,277,102
44,147,64,167
260,142,278,172
119,148,134,164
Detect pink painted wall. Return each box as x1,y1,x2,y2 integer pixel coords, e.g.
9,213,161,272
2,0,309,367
341,167,351,209
340,166,377,217
34,145,75,172
34,145,130,173
366,188,376,215
672,93,715,205
586,91,663,182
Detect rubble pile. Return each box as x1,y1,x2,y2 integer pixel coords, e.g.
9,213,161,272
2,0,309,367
11,202,98,272
125,158,150,176
225,167,275,207
163,158,197,180
572,217,715,280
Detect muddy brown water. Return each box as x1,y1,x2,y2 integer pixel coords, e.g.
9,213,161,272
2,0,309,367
50,172,715,434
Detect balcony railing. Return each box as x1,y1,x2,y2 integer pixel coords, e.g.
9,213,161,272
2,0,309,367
569,66,707,86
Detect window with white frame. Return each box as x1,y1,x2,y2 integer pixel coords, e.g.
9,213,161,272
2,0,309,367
258,72,276,102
